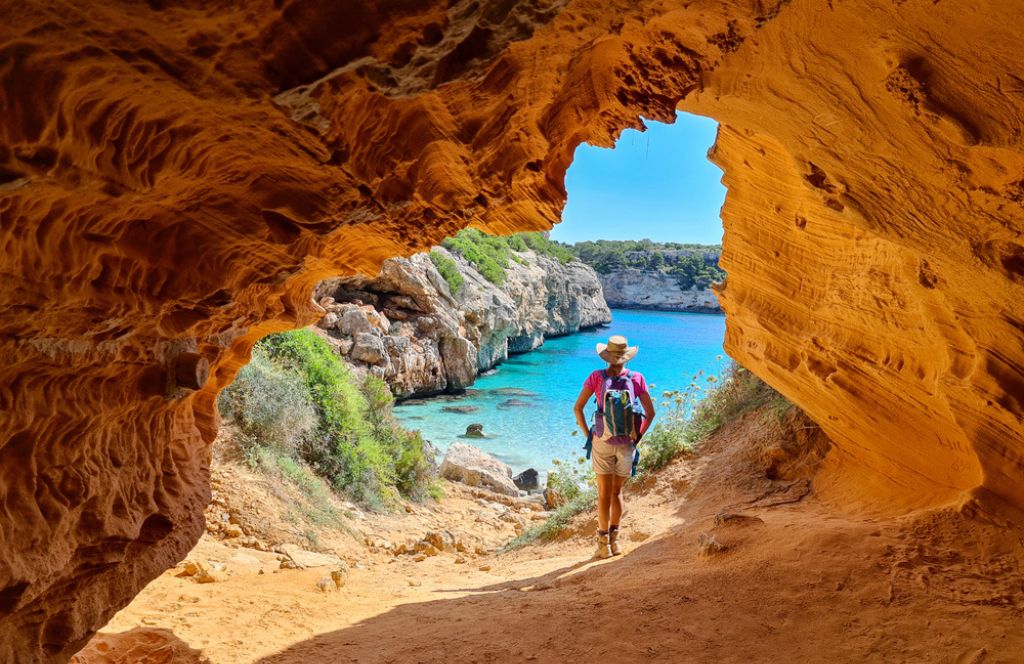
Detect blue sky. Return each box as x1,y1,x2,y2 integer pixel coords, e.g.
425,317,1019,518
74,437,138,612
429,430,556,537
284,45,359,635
551,112,726,245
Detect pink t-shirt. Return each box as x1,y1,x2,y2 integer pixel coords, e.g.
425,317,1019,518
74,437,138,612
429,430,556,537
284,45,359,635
584,369,649,444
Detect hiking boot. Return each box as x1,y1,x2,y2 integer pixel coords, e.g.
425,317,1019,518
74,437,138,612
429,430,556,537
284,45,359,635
609,529,621,556
594,532,612,560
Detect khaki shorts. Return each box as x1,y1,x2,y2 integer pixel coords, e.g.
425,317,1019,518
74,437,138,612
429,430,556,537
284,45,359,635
591,435,636,477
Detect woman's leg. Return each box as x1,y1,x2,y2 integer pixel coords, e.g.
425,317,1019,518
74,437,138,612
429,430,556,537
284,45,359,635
595,473,614,532
609,474,627,527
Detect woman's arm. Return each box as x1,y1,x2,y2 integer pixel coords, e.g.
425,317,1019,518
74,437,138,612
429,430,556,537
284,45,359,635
573,386,594,437
635,392,656,442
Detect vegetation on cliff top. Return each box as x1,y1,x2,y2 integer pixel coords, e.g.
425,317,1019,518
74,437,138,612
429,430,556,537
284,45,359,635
440,232,725,292
429,250,464,295
441,228,575,286
569,239,726,291
218,330,434,509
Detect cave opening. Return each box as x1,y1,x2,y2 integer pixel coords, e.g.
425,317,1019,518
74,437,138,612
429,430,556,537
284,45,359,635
557,110,726,249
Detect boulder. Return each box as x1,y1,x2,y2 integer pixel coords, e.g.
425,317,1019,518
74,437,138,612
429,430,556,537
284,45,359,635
513,468,540,491
440,443,518,497
277,543,344,570
465,423,485,438
424,530,456,552
350,333,387,364
177,561,220,584
317,311,339,329
442,404,479,413
498,398,533,409
224,553,263,576
492,387,538,397
338,308,374,336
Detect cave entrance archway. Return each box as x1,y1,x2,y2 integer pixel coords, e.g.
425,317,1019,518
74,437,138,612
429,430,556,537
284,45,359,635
557,111,726,249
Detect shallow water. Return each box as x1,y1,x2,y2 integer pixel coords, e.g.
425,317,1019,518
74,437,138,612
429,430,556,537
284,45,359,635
394,309,726,477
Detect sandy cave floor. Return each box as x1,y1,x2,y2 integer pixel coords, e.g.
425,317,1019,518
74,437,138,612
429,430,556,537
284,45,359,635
73,420,1024,664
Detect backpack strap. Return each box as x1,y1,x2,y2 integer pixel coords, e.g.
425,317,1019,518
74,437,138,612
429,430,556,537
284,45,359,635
596,369,633,413
624,370,636,403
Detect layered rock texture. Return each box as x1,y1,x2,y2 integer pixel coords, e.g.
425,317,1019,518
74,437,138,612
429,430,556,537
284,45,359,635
315,248,610,398
599,270,720,312
2,0,1023,660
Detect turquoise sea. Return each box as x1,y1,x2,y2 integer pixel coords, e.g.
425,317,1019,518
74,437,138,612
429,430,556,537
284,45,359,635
394,309,726,477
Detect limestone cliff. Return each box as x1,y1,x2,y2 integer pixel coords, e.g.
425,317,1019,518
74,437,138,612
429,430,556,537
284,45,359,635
570,242,724,311
2,1,1024,660
599,270,720,312
315,247,611,398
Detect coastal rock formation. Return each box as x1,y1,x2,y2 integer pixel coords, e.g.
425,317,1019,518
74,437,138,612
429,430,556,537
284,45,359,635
2,0,1024,660
599,270,720,312
439,444,519,497
570,243,724,311
315,247,610,397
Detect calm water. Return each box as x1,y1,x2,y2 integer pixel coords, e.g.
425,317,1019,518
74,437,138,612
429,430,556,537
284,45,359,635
395,309,726,477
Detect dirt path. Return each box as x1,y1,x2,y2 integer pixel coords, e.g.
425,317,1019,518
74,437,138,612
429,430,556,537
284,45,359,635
75,415,1024,663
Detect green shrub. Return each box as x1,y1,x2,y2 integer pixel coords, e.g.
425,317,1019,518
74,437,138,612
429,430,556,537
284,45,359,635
360,375,435,501
695,363,792,429
216,351,317,460
520,232,575,264
252,446,345,529
429,250,464,295
637,361,791,474
442,228,512,285
219,330,435,509
440,229,580,284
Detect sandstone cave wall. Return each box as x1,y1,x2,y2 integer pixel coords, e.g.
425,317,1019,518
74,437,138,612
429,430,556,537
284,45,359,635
315,247,611,398
1,0,1023,660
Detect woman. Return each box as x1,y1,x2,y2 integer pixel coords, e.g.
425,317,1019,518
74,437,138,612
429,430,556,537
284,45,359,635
573,335,656,559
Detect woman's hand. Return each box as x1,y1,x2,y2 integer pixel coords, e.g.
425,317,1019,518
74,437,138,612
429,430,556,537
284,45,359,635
573,386,594,439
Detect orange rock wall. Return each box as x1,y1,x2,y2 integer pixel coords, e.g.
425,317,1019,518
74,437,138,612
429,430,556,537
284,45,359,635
1,0,1022,660
688,1,1024,515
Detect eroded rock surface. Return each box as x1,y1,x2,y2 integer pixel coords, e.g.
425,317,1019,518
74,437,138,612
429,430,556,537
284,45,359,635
1,0,1023,660
316,247,610,397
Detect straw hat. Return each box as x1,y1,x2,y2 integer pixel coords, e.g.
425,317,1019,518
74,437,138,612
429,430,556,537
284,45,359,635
596,335,638,364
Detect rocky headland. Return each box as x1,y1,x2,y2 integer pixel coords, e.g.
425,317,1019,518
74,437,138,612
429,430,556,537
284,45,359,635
570,241,725,312
314,244,610,398
598,269,720,312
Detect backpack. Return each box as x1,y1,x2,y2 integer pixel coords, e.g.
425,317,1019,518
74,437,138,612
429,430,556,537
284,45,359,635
596,370,644,438
582,369,645,476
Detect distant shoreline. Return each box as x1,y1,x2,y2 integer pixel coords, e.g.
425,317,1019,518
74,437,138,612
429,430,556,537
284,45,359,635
608,305,723,315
